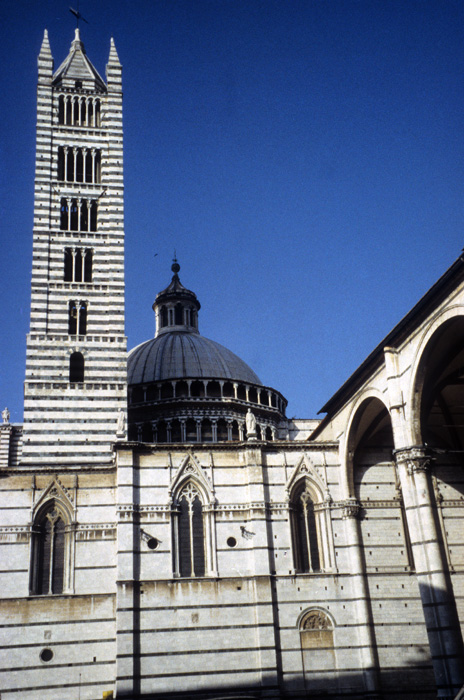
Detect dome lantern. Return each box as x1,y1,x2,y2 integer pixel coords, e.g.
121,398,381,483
152,257,201,337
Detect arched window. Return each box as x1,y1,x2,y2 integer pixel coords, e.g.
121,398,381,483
70,198,78,231
68,301,87,336
185,418,197,442
171,419,182,442
64,248,73,281
290,482,321,573
30,504,66,595
64,248,92,282
217,419,228,442
175,303,183,325
69,352,84,383
76,149,84,182
177,483,205,577
58,95,65,124
89,200,97,231
160,306,168,328
73,97,79,125
94,99,101,127
88,99,94,126
58,146,65,180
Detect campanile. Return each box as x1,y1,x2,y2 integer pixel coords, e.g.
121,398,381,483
22,29,127,465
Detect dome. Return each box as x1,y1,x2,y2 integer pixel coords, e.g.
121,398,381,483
126,259,286,445
128,332,262,385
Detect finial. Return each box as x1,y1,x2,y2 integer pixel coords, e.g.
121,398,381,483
171,252,180,275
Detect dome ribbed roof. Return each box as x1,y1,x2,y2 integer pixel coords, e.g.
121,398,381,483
128,332,262,385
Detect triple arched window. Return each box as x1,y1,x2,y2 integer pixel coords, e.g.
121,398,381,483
64,247,93,282
60,198,97,232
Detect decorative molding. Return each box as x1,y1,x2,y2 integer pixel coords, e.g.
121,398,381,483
76,523,116,540
0,526,30,543
395,446,433,475
285,453,329,501
33,476,75,521
169,453,215,504
341,498,362,520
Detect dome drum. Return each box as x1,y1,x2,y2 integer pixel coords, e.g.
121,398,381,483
128,378,286,444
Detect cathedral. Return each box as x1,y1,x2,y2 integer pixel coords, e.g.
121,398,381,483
1,27,464,700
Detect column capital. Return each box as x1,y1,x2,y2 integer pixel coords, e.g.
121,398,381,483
342,497,361,520
394,446,433,475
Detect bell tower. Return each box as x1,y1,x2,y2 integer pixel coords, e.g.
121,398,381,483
22,29,127,465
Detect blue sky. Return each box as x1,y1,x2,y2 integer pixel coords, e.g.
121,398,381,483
1,0,463,421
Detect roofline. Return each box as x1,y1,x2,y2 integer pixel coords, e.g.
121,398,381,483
318,253,464,418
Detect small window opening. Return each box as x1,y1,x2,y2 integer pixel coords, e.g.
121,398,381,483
160,306,168,328
58,96,65,124
69,352,84,383
175,303,183,325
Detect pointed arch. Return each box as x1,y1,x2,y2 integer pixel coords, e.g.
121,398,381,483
30,479,75,595
169,453,215,504
170,455,217,577
287,455,335,573
289,479,321,573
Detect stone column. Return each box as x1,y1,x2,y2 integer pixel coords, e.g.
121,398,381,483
395,447,464,699
342,498,381,698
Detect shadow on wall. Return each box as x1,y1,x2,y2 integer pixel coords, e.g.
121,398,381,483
115,643,440,700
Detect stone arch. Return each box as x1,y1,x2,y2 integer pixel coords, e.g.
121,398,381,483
409,308,464,449
347,394,413,573
298,608,337,692
30,480,75,595
342,390,390,497
408,309,464,573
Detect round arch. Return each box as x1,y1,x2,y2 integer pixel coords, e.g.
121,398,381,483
408,308,464,449
342,391,391,497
